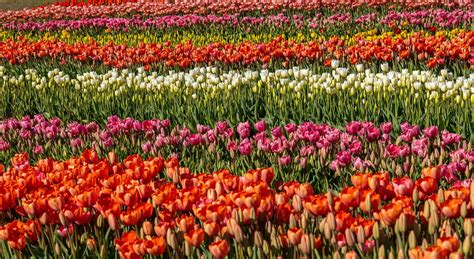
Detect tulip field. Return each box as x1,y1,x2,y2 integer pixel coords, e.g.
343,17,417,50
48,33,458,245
0,1,473,258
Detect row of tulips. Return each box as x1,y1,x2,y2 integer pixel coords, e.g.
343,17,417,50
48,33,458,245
2,10,472,32
1,1,472,23
1,149,474,258
52,0,474,8
1,65,472,136
0,28,464,49
1,31,473,70
1,115,473,186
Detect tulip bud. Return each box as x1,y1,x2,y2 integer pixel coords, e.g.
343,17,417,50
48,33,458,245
87,238,96,251
397,249,405,259
388,250,395,259
470,182,474,206
437,189,445,203
461,202,468,218
395,165,403,176
298,234,311,255
423,202,431,220
319,218,327,233
39,212,49,225
412,189,419,204
166,229,177,249
324,222,332,240
327,212,336,231
265,221,272,234
421,238,428,249
327,190,334,209
357,226,365,244
237,209,244,223
378,245,385,259
215,182,223,196
108,151,117,164
398,213,407,233
96,214,104,228
55,243,61,256
250,208,256,221
100,245,107,258
59,212,69,226
289,214,297,229
107,214,118,231
262,240,270,255
365,193,372,213
333,251,341,259
80,232,88,244
345,229,355,247
428,217,436,235
292,195,302,212
207,189,217,201
408,231,416,249
463,235,471,255
143,221,153,236
373,222,380,240
254,231,263,247
301,214,308,230
232,222,244,243
464,220,473,236
185,240,192,256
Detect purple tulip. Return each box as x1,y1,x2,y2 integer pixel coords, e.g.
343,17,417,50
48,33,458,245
423,126,439,138
238,138,252,155
237,122,251,139
284,123,297,134
254,120,267,132
33,145,44,154
160,119,170,128
188,134,202,146
271,126,283,138
278,155,291,166
366,126,381,142
346,121,363,135
336,150,352,167
70,138,83,148
226,141,238,151
196,124,210,134
380,122,392,134
216,121,229,134
385,144,400,158
441,131,462,146
141,141,152,153
349,141,362,155
0,139,10,151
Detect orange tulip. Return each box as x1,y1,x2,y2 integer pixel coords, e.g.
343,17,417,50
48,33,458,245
424,246,449,259
436,237,460,253
176,215,195,233
440,198,463,219
204,221,219,237
359,190,381,213
351,173,371,188
303,195,329,216
378,202,402,226
142,237,166,256
184,228,204,247
209,239,229,259
339,187,360,208
416,177,438,196
287,228,304,246
336,211,355,232
421,167,442,180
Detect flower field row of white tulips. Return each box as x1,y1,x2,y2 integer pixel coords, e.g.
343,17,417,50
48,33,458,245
1,65,473,103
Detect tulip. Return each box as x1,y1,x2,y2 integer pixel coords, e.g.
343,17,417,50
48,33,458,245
209,239,229,259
